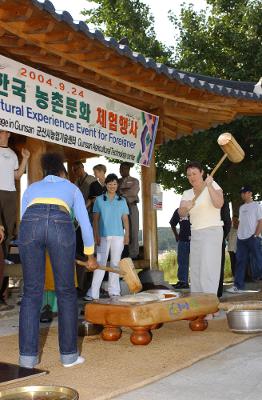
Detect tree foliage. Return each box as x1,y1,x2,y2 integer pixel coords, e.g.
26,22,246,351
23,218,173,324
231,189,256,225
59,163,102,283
81,0,172,63
156,116,262,207
81,0,262,204
157,0,262,204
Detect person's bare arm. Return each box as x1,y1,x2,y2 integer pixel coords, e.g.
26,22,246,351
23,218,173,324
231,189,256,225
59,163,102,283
205,175,224,209
178,200,193,217
122,214,129,245
93,213,100,246
255,219,262,236
0,226,4,243
14,148,30,180
171,226,179,242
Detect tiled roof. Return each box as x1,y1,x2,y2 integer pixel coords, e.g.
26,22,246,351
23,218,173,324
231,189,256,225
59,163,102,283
34,0,261,101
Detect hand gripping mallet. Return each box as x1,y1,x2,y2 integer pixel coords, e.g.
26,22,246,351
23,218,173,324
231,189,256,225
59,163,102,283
191,132,245,205
76,257,142,294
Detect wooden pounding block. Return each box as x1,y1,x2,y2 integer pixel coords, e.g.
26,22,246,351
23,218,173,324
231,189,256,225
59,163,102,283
85,292,219,345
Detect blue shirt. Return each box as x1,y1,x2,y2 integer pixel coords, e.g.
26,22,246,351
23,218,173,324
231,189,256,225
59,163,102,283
93,194,129,237
22,175,94,255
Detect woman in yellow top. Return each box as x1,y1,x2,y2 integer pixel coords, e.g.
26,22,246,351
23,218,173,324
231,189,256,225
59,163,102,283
179,161,224,297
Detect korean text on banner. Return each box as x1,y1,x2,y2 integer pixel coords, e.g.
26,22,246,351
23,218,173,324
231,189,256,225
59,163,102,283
0,55,159,166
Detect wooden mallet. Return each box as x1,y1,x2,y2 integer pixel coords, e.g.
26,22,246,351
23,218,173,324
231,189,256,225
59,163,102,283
191,132,245,205
211,132,245,177
76,257,142,294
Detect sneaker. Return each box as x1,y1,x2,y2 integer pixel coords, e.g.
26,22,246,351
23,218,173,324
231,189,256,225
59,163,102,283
172,281,189,289
82,296,93,302
226,286,245,294
40,304,53,323
63,356,85,368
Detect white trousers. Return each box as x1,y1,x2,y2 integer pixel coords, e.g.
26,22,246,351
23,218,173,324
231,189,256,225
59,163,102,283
190,226,223,295
89,236,124,299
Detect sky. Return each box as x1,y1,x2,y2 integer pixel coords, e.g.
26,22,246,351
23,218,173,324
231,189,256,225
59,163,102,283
36,0,206,227
50,0,207,47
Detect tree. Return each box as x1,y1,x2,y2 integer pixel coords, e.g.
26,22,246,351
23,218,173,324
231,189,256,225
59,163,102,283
156,116,262,209
81,0,172,64
157,0,262,205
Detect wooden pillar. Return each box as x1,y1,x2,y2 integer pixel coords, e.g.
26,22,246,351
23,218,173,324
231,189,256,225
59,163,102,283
26,138,46,184
141,153,158,269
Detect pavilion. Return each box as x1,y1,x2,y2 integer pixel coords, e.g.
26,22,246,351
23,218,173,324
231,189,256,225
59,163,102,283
0,0,261,269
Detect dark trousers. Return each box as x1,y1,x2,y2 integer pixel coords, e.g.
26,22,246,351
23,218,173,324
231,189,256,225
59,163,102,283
229,251,236,277
0,190,17,257
18,204,78,367
235,236,262,289
217,240,226,298
177,241,190,284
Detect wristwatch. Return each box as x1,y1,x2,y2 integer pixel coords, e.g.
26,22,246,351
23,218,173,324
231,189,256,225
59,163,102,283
253,234,258,238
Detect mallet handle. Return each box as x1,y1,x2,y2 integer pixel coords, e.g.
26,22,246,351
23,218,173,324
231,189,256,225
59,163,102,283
191,153,228,207
210,153,228,177
76,259,122,275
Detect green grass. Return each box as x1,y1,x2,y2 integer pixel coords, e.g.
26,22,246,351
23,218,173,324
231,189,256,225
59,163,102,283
159,250,233,284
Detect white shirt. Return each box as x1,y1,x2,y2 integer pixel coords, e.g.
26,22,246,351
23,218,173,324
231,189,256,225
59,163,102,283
181,181,223,230
0,147,18,191
237,201,262,240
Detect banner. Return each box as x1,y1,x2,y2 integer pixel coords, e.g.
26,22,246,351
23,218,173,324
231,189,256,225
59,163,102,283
0,55,159,166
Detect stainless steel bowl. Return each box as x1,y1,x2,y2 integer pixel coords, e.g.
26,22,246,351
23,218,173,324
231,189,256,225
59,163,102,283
0,385,79,399
227,309,262,333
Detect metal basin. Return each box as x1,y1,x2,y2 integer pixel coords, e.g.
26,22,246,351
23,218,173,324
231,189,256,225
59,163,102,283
227,309,262,333
0,385,79,399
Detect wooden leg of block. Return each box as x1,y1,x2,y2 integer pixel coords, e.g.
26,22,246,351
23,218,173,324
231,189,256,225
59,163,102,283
189,317,208,331
101,326,122,341
130,327,152,345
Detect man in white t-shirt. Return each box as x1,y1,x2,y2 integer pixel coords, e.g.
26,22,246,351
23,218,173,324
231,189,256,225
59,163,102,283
0,130,30,306
0,130,30,255
227,186,262,293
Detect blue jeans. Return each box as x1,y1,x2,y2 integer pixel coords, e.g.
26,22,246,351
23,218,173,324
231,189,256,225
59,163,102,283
177,241,190,284
235,236,262,289
18,204,78,368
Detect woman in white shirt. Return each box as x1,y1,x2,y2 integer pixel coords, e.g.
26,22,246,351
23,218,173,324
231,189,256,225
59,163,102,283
179,161,224,296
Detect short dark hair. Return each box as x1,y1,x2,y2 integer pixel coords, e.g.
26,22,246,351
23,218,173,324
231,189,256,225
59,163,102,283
93,164,106,173
120,162,133,168
104,173,122,201
185,161,203,173
41,152,65,177
72,161,84,170
105,173,119,185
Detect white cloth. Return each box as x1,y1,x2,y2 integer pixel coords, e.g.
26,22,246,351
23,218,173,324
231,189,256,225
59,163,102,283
88,236,124,299
190,226,223,294
227,227,238,252
237,201,262,240
0,147,18,191
181,181,223,230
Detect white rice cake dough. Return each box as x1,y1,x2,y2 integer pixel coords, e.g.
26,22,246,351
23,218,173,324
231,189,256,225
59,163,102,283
117,292,165,303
